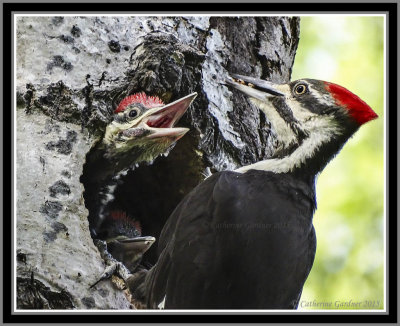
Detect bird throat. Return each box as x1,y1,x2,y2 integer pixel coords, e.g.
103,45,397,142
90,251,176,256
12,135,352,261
235,122,341,176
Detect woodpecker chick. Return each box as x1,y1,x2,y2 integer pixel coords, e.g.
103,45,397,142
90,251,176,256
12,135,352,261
89,210,155,290
83,92,197,234
84,92,196,289
135,74,377,309
97,211,155,271
102,92,198,167
106,236,155,272
84,91,197,189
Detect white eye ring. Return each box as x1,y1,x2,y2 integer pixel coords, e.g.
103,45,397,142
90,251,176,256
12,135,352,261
128,108,140,118
294,84,307,95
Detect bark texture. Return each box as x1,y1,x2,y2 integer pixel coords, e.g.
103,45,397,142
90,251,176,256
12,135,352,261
16,16,300,309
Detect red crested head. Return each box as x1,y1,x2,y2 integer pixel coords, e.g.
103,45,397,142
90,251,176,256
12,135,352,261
109,210,142,235
324,82,378,125
115,92,164,113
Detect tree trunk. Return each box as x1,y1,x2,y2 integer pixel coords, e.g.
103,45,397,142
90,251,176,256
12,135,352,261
16,16,300,309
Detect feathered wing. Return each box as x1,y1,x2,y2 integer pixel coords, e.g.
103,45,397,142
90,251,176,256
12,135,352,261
145,170,317,309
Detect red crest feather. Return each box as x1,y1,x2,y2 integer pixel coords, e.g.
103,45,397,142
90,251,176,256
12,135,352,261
324,82,378,125
115,92,164,113
109,210,142,234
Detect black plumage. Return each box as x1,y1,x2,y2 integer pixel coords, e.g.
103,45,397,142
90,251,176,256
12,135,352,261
128,75,377,309
144,170,316,309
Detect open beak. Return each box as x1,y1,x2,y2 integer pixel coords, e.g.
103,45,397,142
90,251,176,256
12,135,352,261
143,92,197,140
226,73,285,100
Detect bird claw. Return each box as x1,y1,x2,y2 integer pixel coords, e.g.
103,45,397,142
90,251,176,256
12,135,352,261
89,239,133,289
89,263,118,288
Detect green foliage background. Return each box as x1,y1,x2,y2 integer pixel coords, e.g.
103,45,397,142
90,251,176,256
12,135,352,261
291,16,384,310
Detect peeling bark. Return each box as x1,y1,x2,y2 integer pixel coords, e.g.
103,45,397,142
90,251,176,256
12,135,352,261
16,16,300,309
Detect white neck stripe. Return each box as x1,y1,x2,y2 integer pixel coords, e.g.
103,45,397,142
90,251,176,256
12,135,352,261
235,124,339,174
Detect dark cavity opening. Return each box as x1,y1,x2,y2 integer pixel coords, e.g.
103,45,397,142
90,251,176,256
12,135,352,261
80,133,204,265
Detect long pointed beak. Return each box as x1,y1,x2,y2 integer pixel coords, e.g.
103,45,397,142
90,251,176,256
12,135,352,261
226,73,285,100
118,236,156,244
115,236,156,252
144,92,197,139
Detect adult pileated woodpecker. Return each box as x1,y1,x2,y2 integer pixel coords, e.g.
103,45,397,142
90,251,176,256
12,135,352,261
130,74,377,309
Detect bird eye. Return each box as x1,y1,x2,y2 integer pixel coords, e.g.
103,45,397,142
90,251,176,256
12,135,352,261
294,84,308,95
128,109,139,118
